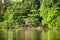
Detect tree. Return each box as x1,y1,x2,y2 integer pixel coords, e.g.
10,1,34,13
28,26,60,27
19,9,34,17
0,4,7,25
0,0,41,29
40,0,60,28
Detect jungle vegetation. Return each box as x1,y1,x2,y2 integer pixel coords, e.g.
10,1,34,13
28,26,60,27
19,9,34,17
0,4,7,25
0,0,60,29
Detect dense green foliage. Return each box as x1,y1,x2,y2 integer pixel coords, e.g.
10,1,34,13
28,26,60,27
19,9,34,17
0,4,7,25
0,0,60,29
40,0,60,28
0,0,41,29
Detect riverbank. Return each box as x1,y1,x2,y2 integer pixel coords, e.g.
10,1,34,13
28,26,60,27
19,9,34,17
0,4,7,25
17,27,60,31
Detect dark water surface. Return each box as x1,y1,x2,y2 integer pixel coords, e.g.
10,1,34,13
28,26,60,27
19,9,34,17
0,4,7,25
0,29,60,40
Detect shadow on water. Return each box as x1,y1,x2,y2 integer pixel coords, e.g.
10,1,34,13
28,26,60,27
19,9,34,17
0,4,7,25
0,29,60,40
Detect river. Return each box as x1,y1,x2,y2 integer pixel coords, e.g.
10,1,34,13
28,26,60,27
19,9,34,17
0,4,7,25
0,28,60,40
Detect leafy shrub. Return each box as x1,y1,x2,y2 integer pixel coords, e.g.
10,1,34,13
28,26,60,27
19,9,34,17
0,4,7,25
40,0,60,28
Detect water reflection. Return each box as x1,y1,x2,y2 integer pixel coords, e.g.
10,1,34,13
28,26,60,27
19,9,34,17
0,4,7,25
41,30,60,40
0,29,60,40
